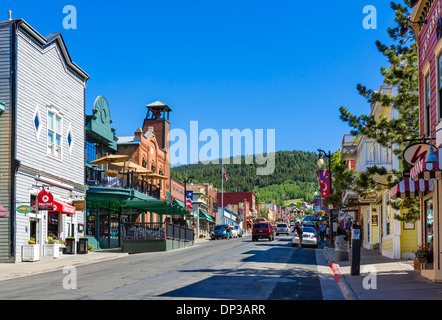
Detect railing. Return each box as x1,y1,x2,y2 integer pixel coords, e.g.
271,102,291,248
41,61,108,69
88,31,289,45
86,168,162,199
166,223,194,242
122,222,194,242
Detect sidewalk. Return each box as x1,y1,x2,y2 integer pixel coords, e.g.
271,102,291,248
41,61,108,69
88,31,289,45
0,238,210,282
0,250,129,282
323,246,442,300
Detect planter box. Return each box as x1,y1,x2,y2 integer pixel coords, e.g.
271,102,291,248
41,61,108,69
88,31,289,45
64,238,76,254
77,238,88,254
44,244,61,258
22,244,40,262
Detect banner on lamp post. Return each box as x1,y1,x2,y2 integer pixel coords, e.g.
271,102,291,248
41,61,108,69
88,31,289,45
318,170,330,198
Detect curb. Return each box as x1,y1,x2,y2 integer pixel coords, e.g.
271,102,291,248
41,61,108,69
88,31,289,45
323,248,358,300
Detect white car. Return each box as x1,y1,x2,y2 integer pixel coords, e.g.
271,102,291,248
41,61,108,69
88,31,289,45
275,223,290,236
292,226,318,248
229,226,238,238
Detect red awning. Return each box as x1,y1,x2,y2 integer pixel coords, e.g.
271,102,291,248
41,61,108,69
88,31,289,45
0,203,9,218
31,200,76,214
390,178,434,200
410,148,442,181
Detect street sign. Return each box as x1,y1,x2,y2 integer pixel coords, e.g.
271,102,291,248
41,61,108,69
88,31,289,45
352,228,361,240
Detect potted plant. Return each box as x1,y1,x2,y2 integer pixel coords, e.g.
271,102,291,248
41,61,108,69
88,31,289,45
415,244,433,264
44,236,61,258
22,237,40,262
64,237,76,254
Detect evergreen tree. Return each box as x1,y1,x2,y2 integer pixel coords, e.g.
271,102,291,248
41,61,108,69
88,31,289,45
337,1,419,221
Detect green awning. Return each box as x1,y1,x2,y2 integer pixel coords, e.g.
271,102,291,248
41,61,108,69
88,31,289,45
124,199,190,215
199,209,215,223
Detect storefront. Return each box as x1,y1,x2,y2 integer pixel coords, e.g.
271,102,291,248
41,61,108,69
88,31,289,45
410,149,442,280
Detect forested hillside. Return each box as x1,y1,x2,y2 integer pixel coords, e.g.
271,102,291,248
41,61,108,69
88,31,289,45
171,150,319,206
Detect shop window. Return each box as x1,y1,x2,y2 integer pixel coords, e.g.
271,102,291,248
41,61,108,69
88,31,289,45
425,198,434,245
86,211,96,236
48,213,59,239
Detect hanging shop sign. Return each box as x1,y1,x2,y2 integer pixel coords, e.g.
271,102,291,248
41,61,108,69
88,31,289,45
16,205,32,214
358,192,378,204
403,143,437,167
37,188,54,210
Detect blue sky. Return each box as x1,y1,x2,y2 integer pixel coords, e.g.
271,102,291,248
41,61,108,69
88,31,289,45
4,0,399,163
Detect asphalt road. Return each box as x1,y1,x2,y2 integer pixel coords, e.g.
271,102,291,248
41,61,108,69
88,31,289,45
0,235,344,300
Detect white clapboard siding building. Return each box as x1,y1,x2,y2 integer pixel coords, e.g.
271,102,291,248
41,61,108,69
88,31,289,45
0,17,89,262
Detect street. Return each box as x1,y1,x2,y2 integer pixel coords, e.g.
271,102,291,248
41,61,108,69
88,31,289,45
0,235,343,300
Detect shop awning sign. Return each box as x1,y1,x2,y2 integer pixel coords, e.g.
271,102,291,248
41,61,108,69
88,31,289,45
403,143,437,166
37,188,54,210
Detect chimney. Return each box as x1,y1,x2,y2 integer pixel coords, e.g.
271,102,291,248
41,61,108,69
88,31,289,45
8,10,12,20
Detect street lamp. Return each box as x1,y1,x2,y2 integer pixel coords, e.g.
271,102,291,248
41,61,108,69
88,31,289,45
317,148,334,248
425,128,442,163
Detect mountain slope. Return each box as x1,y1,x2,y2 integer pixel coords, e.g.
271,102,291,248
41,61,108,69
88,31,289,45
170,150,320,205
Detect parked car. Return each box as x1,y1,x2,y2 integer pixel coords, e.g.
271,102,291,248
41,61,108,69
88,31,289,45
275,223,290,236
252,221,275,241
292,226,318,248
231,225,243,237
211,224,228,240
229,226,238,238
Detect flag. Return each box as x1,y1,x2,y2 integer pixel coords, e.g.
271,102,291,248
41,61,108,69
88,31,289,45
223,166,228,181
318,170,330,198
186,191,193,210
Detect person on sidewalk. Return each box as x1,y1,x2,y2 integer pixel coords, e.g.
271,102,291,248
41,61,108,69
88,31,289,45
345,218,352,241
326,222,330,246
295,222,303,248
225,225,232,240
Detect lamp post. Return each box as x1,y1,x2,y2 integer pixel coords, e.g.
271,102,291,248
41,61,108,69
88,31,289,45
317,148,334,248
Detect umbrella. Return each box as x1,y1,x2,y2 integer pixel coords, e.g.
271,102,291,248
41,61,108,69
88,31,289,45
147,173,169,180
90,154,131,165
111,161,153,174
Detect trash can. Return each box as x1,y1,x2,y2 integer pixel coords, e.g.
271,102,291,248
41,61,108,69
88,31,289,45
65,237,75,254
77,238,88,254
335,235,349,261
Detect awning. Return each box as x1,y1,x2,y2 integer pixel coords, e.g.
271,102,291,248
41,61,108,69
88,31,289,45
390,178,434,200
411,149,442,181
199,209,215,223
31,200,76,214
124,199,190,216
0,203,9,218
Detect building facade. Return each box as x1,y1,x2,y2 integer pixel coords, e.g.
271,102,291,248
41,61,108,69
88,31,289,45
410,0,442,281
0,19,89,262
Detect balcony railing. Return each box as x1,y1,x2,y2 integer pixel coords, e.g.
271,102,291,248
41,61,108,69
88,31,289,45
86,168,162,199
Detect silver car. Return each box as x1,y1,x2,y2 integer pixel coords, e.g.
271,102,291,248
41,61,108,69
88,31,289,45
275,223,290,236
292,226,318,248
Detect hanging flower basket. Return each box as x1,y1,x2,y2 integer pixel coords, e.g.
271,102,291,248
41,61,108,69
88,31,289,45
415,244,433,263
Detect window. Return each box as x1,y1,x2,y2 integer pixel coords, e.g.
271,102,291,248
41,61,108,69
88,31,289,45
33,105,42,140
425,74,431,136
48,111,62,159
85,141,97,164
425,198,433,245
439,54,442,119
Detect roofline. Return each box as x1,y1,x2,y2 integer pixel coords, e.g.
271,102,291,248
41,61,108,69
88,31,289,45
11,19,89,81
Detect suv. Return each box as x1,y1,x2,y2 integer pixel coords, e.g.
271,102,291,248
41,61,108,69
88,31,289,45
252,221,275,241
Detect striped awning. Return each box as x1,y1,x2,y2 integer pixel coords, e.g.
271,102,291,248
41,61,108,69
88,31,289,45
410,148,442,181
390,178,434,200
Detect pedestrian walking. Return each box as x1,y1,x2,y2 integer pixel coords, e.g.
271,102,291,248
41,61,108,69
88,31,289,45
295,222,303,248
345,218,352,241
326,222,330,246
226,224,232,240
319,222,326,241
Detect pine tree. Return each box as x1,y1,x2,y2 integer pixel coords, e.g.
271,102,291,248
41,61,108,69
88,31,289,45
338,1,420,221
